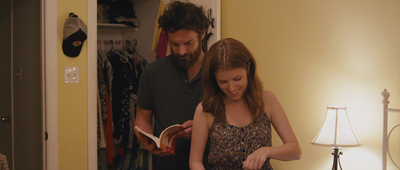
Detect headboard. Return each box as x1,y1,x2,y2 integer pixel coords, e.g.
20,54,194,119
381,89,400,170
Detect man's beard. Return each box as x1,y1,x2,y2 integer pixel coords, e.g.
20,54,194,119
171,42,202,70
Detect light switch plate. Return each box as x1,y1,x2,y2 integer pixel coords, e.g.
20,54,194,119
64,67,79,83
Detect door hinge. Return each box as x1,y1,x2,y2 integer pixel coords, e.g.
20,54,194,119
45,131,48,140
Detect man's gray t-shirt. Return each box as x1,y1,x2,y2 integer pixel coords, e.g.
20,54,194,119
136,55,203,170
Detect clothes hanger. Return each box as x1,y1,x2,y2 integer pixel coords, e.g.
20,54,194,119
125,39,140,62
106,40,114,55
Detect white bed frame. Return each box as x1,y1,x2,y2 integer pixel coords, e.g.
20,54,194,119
381,89,400,170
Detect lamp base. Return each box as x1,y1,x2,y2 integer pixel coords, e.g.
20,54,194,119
331,148,343,170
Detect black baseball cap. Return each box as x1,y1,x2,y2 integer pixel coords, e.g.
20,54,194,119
62,13,87,57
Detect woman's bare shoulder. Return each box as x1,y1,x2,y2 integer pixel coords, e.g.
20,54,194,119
262,90,278,101
195,102,204,112
195,102,215,120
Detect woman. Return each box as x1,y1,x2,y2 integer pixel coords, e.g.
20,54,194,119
189,38,302,170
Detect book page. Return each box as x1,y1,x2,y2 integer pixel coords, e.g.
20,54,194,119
159,125,184,150
134,126,161,148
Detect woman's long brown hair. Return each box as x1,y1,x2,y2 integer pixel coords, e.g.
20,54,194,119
202,38,264,121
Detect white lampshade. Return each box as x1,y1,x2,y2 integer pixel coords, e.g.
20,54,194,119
311,106,361,148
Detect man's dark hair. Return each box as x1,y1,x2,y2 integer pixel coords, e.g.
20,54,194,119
158,1,210,37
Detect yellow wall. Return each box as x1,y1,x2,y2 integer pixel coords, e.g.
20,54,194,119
221,0,400,169
57,0,88,169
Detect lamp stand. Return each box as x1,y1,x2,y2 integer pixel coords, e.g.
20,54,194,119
331,148,343,170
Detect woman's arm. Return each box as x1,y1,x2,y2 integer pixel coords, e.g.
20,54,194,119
243,91,302,169
264,90,302,161
189,103,211,170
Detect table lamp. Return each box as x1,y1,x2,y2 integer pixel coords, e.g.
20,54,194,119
311,106,361,170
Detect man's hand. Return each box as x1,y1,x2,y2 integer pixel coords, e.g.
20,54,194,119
178,120,193,139
151,148,175,156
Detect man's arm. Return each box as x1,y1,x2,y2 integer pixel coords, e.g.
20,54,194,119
134,106,153,137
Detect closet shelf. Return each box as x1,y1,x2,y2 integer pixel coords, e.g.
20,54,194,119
97,23,139,31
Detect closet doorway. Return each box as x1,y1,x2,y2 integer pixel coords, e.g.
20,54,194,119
0,0,44,169
94,0,220,169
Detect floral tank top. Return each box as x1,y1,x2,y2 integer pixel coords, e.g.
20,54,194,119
208,112,273,170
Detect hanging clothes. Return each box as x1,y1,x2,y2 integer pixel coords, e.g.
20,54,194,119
97,40,147,170
97,49,114,165
107,50,132,145
151,0,166,52
156,30,168,60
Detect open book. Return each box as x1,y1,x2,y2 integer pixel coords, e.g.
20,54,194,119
135,124,185,152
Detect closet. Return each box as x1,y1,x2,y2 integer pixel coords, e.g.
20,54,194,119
96,0,220,169
97,1,153,169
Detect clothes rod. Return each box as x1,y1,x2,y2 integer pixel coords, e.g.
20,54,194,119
98,39,138,45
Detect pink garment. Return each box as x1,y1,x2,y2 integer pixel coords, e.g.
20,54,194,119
156,30,168,60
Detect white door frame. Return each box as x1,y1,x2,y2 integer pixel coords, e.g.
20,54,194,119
87,0,98,169
43,0,58,169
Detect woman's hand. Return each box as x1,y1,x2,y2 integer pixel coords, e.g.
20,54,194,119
242,147,269,170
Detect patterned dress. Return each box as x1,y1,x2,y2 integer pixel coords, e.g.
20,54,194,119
208,112,273,170
0,154,9,170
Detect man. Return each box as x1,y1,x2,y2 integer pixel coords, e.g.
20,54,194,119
134,1,210,170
